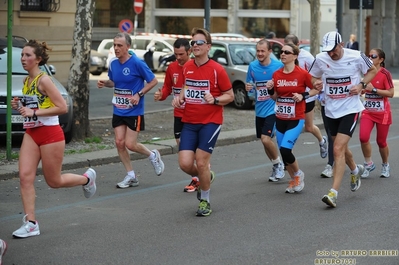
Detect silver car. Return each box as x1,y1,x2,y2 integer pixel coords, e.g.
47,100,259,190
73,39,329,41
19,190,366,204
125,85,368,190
0,46,74,143
210,40,278,109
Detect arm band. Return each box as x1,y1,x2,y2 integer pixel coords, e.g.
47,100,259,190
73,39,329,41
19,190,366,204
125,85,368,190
268,87,275,96
301,92,310,100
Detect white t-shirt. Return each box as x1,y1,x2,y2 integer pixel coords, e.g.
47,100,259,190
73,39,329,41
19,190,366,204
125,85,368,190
309,48,373,119
298,49,317,103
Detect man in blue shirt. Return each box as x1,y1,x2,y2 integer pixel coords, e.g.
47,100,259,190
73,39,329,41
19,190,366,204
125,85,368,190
97,32,164,188
246,38,284,182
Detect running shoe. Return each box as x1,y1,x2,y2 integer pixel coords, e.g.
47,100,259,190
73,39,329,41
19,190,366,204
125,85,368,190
184,177,199,192
196,199,212,216
0,239,7,265
320,136,328,159
269,162,285,182
361,161,375,178
12,214,40,238
117,175,139,189
285,179,295,193
197,171,215,200
150,149,165,176
293,170,305,192
322,190,337,208
381,163,390,178
83,168,97,198
350,164,364,192
321,164,333,178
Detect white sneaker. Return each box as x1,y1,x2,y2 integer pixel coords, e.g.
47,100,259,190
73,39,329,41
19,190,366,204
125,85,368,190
12,214,40,238
150,149,165,176
269,162,285,182
361,161,375,178
83,168,97,198
320,136,328,159
0,239,7,265
116,175,139,188
293,170,305,192
321,164,333,178
381,163,390,178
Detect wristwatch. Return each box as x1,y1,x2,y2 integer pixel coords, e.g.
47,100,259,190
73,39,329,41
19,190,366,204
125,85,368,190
214,97,219,105
138,91,144,97
372,88,378,94
360,82,367,89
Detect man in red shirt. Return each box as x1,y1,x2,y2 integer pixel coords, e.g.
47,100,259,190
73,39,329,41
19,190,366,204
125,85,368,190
172,27,234,216
154,38,199,192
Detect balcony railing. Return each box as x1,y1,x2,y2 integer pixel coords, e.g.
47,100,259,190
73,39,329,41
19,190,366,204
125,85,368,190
20,0,60,12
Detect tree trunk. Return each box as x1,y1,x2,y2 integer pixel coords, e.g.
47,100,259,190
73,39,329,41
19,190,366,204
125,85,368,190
307,0,321,57
67,0,96,141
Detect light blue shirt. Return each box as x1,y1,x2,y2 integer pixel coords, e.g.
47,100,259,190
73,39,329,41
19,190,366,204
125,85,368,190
246,58,283,118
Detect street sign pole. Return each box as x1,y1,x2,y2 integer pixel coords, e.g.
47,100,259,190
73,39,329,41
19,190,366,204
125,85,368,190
133,0,143,49
359,0,363,52
6,0,13,160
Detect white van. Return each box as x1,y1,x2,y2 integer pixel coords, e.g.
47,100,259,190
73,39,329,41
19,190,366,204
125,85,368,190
100,35,176,71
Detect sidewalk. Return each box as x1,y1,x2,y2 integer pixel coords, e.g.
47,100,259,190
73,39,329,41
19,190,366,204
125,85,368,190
2,66,399,181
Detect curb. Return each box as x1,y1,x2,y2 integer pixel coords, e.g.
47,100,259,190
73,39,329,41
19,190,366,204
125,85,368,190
0,118,326,181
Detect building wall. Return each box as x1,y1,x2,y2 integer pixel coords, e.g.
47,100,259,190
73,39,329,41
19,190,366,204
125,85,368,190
0,1,76,86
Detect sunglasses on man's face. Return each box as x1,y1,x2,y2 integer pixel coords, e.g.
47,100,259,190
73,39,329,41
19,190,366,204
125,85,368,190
280,50,294,55
190,40,208,46
369,54,378,59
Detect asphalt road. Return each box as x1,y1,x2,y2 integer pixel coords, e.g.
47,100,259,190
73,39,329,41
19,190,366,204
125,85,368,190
89,72,172,119
1,100,399,264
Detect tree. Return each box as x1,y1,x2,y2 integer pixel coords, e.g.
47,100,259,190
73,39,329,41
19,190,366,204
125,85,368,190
307,0,321,57
67,0,96,141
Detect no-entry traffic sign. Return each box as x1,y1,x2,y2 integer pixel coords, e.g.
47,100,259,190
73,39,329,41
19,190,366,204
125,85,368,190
118,19,133,33
134,0,143,14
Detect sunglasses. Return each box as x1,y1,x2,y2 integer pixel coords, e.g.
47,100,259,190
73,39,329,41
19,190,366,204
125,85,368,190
190,40,208,46
369,54,378,59
280,50,294,55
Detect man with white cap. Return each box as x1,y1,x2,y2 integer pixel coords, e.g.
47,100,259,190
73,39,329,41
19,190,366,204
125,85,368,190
309,31,377,208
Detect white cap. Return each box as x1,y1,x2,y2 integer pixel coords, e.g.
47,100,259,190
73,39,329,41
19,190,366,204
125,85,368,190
322,31,343,52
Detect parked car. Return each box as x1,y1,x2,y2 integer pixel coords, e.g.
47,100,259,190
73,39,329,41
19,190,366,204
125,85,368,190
0,45,74,143
210,39,279,109
102,35,176,71
299,44,323,53
89,49,107,75
211,33,248,39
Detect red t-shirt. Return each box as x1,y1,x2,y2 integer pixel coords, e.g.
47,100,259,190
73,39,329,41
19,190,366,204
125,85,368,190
362,67,393,125
182,59,232,124
160,61,185,118
273,65,313,120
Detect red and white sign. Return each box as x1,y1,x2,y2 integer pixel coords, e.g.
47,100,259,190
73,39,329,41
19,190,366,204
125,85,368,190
134,0,143,14
118,19,134,33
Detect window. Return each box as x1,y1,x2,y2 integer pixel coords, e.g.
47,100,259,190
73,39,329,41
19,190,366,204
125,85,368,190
20,0,60,12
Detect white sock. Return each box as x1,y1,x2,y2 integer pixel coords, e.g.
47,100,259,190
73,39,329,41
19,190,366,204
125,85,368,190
271,157,281,165
149,151,156,160
351,167,359,175
127,170,136,178
330,188,338,196
201,189,210,202
319,138,325,145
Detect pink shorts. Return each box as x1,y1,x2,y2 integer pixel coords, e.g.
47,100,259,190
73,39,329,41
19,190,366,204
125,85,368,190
26,125,65,146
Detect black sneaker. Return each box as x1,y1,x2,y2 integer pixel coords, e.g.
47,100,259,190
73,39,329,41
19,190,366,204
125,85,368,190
196,199,212,216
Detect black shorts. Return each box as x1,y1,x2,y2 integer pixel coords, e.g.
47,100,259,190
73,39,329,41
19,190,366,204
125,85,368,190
305,101,315,114
255,114,276,138
112,114,145,131
325,113,359,137
174,116,184,139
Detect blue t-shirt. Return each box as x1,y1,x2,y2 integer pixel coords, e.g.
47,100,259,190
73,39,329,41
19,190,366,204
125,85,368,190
108,54,155,116
246,58,283,118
